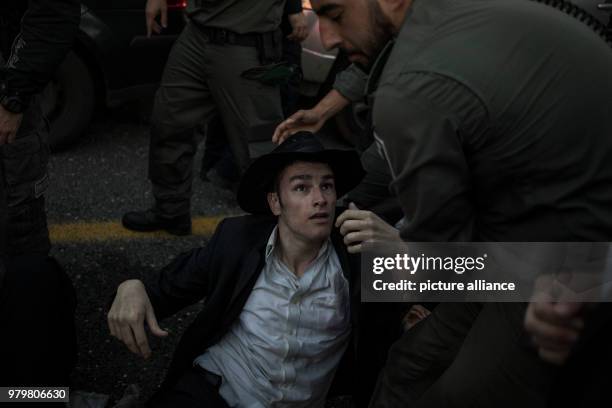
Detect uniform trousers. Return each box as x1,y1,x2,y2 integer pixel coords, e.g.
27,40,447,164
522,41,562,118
149,22,283,217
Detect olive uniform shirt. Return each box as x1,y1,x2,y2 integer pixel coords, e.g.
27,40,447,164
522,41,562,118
370,0,612,242
188,0,286,34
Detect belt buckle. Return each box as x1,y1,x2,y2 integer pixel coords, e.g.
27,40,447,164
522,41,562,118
217,29,228,43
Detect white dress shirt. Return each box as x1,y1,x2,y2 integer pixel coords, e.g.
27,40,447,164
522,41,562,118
195,226,351,407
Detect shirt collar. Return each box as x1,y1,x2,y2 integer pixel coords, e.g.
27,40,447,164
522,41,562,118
265,225,331,263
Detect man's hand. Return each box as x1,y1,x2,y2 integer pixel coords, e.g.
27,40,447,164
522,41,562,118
0,105,23,145
287,11,309,42
336,203,401,254
107,279,168,359
272,89,350,144
273,108,326,144
524,294,584,365
402,304,431,331
145,0,168,37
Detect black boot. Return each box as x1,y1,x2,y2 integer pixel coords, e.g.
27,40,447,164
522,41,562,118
122,208,191,236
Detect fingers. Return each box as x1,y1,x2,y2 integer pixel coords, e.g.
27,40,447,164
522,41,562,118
526,315,580,345
107,311,118,338
553,301,583,319
538,348,570,366
161,6,168,30
346,242,363,254
145,11,154,37
402,305,431,331
272,118,296,144
335,208,370,229
152,20,163,35
132,320,152,359
119,323,141,356
339,219,371,240
524,301,582,365
145,0,166,37
531,301,584,330
273,111,309,143
343,231,373,254
411,304,431,320
146,305,169,338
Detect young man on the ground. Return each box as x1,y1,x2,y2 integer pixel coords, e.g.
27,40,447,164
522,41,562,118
108,133,367,407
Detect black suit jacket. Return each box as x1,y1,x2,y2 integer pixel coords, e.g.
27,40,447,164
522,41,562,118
145,214,361,391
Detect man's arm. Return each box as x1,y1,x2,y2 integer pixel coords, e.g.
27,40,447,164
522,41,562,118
272,64,367,143
373,73,484,241
107,279,168,359
2,0,80,108
285,0,309,42
0,0,80,144
107,219,227,358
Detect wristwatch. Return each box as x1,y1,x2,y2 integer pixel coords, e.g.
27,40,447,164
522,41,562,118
0,82,28,114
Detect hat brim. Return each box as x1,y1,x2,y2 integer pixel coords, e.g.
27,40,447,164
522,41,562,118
237,149,365,215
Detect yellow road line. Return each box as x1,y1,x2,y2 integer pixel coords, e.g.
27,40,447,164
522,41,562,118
49,215,228,243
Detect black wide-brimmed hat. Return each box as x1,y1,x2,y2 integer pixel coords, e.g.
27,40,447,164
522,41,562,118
237,132,365,215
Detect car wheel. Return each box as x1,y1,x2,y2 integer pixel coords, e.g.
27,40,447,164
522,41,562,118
40,51,96,150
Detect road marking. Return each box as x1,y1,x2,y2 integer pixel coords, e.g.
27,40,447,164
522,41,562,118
49,215,228,243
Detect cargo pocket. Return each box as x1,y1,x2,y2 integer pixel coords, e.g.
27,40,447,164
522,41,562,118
1,131,50,202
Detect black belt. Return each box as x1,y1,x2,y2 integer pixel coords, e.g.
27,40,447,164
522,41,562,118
196,25,263,48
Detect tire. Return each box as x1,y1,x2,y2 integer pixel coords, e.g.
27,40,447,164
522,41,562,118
40,51,96,150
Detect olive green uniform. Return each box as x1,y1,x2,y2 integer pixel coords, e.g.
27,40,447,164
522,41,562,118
149,0,286,217
365,0,612,406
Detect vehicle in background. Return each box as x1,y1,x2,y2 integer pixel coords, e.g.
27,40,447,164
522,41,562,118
42,0,187,148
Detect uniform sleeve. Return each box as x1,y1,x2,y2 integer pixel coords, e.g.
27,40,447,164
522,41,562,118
145,219,227,320
333,63,368,103
372,73,488,242
3,0,80,103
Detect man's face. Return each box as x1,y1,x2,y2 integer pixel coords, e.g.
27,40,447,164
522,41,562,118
268,161,337,244
312,0,395,68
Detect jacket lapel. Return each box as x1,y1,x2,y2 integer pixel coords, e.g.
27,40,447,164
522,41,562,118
227,223,274,307
332,229,352,280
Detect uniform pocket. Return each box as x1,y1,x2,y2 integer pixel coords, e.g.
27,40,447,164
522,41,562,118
1,131,49,191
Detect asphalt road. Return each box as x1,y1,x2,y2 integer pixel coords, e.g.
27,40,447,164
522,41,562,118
47,106,351,407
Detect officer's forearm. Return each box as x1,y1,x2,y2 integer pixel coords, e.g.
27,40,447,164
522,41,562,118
3,0,80,100
313,89,350,121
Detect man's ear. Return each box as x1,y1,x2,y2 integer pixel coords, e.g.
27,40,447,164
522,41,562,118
378,0,411,21
267,192,282,216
